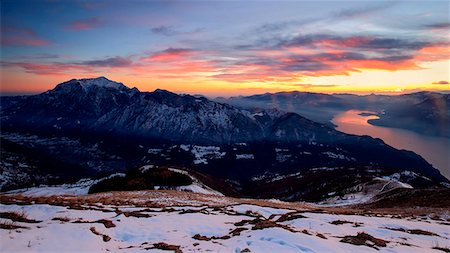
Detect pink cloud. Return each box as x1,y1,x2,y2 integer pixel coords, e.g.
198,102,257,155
1,26,51,47
66,17,101,31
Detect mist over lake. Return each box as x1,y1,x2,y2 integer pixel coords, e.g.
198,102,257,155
333,110,450,179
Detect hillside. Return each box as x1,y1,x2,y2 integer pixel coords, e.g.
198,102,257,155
1,187,449,253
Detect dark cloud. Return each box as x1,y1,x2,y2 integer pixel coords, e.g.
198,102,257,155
423,22,450,29
2,55,134,76
81,56,132,67
277,34,430,51
433,81,449,85
150,26,205,36
23,53,60,59
334,3,394,19
150,25,178,36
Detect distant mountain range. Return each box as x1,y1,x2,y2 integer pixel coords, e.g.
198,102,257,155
0,77,448,199
215,91,450,137
2,77,341,144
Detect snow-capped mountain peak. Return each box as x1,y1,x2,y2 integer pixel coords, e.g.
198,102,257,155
75,76,129,91
53,77,130,93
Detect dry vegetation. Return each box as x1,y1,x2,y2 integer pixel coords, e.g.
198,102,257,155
1,189,449,221
0,211,40,223
340,232,388,249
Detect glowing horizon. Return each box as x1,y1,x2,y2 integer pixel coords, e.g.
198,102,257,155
1,0,449,97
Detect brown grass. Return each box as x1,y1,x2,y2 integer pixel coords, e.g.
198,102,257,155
0,220,28,230
0,211,40,223
341,232,388,249
384,227,439,236
1,189,449,220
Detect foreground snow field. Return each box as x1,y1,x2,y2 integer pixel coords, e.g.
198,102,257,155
1,190,449,253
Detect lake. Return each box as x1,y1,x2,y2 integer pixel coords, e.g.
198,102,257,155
333,110,450,180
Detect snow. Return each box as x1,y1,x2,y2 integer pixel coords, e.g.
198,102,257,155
322,151,355,161
236,154,254,159
77,77,128,91
228,204,293,218
190,145,225,164
320,176,415,206
1,201,448,253
179,144,190,151
167,168,224,196
5,179,96,197
3,166,223,198
139,165,155,173
147,148,162,154
4,174,126,197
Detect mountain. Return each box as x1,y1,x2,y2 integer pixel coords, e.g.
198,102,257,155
1,77,448,198
216,91,450,137
367,93,450,137
2,77,344,144
214,91,345,124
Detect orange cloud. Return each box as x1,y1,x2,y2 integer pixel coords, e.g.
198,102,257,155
141,48,195,62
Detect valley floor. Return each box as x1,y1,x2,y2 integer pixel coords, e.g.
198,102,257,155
1,190,449,253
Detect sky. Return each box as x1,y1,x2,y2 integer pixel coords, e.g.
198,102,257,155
1,0,449,97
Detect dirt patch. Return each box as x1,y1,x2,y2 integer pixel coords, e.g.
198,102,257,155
234,217,297,232
316,233,327,239
229,227,248,236
433,246,450,253
330,220,353,225
192,233,230,241
96,219,116,228
276,212,307,222
73,219,115,228
340,232,388,249
52,216,71,222
152,242,183,253
330,220,362,227
116,210,153,218
89,226,111,242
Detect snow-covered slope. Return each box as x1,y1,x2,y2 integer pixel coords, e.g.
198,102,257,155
4,167,223,197
1,191,448,252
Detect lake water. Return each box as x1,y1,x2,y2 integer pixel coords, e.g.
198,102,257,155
333,110,450,180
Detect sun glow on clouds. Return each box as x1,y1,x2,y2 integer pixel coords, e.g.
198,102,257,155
0,1,449,96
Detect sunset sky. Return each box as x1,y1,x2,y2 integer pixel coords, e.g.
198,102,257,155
1,0,449,96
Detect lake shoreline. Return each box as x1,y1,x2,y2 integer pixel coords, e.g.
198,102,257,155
333,110,450,180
